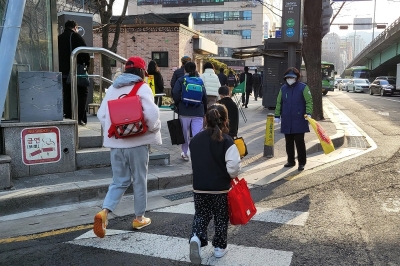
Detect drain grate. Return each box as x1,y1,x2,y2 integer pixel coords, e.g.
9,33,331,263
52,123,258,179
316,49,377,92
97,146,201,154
163,191,193,201
347,136,370,149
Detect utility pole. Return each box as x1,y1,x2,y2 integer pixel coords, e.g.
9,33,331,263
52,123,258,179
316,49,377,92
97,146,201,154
372,0,376,40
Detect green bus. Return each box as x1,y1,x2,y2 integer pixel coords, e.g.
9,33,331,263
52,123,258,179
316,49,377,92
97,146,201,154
343,66,371,80
300,61,336,95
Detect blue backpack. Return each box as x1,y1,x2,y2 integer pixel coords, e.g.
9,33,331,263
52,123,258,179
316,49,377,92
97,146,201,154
181,76,204,106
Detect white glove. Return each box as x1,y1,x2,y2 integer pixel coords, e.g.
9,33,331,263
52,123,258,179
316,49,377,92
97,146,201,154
305,114,311,120
274,118,281,124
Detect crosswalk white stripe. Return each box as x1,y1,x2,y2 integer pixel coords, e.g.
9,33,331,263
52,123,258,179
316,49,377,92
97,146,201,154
69,231,293,266
152,202,309,226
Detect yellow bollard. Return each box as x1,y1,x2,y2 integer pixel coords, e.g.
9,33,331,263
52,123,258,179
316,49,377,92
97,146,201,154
264,113,274,158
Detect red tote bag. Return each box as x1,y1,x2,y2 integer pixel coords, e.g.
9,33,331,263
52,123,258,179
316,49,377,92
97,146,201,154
227,177,257,225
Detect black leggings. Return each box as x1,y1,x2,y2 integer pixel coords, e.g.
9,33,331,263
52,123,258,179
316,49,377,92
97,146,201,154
190,193,229,249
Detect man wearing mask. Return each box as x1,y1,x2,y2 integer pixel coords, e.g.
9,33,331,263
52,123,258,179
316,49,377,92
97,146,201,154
274,67,313,171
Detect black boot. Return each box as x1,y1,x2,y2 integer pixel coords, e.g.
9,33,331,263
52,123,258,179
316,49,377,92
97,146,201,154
284,162,296,167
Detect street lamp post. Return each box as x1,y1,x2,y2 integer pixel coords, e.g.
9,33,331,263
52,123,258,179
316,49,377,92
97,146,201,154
372,0,376,40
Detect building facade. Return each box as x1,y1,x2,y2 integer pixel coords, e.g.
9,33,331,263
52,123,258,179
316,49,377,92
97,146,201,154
126,0,281,69
93,14,217,89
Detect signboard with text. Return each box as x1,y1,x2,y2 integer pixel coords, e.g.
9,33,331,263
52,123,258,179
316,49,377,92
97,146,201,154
282,0,303,43
21,127,61,165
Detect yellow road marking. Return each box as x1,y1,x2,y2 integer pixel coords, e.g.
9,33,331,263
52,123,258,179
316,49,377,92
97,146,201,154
0,224,93,244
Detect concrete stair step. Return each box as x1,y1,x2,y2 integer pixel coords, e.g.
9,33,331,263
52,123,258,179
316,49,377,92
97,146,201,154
78,135,103,149
76,147,170,169
0,155,11,189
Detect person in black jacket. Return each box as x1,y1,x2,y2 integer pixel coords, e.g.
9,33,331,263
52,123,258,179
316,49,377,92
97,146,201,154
188,103,241,264
239,67,253,108
217,86,238,138
147,60,165,107
217,68,227,87
58,20,90,125
170,55,191,89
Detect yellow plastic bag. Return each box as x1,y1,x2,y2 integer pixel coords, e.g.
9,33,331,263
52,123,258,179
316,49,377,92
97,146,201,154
234,137,248,158
305,115,335,155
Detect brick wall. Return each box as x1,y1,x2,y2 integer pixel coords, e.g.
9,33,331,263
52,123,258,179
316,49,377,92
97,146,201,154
92,25,201,90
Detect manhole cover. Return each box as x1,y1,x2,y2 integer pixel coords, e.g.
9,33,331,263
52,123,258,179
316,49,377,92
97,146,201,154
347,136,370,149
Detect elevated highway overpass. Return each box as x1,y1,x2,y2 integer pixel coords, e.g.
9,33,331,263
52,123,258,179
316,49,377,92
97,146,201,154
346,17,400,78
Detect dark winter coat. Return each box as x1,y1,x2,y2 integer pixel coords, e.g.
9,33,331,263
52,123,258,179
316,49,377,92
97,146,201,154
240,72,253,92
217,97,239,137
58,28,90,76
274,81,313,134
170,66,185,88
217,72,228,86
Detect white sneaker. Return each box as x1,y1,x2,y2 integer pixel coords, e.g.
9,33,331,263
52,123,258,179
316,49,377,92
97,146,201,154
189,235,201,265
181,152,189,161
214,247,228,258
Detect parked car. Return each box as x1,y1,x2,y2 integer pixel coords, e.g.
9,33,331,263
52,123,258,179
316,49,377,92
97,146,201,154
346,79,370,92
374,76,396,81
334,78,342,89
338,79,350,91
369,79,397,96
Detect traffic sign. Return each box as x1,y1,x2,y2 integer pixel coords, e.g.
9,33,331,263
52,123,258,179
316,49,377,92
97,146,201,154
286,28,295,37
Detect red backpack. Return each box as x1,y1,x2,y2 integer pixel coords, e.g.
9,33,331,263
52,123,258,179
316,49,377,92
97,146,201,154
107,81,147,139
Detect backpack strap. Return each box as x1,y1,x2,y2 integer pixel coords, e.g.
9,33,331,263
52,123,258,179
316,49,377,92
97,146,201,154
127,81,145,97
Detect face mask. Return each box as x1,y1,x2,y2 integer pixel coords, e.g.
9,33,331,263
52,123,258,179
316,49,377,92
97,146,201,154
286,78,296,85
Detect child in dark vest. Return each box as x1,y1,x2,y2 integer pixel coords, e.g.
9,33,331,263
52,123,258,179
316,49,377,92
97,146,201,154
188,103,241,264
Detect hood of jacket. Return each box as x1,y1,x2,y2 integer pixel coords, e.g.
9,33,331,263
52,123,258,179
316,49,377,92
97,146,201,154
204,68,215,74
113,73,143,88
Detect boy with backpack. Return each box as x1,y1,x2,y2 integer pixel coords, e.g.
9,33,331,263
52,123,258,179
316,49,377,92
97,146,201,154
172,61,208,161
93,56,161,238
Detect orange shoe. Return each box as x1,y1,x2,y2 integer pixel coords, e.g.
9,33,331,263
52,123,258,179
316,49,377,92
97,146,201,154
93,210,108,238
132,217,151,230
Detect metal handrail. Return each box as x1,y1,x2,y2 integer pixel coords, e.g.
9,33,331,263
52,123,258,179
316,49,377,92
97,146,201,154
70,47,127,149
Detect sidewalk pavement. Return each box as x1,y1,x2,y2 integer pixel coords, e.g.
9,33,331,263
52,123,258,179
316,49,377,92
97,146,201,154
0,96,344,218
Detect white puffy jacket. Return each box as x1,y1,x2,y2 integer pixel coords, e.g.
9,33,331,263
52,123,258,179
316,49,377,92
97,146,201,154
97,73,162,149
200,68,221,97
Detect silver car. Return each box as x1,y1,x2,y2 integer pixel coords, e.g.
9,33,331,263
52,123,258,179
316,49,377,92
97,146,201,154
338,79,350,91
346,79,370,92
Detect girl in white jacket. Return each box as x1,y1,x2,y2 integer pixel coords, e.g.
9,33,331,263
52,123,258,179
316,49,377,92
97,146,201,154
200,62,221,107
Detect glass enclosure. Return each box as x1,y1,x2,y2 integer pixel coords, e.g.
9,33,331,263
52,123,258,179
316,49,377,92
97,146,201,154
3,0,54,121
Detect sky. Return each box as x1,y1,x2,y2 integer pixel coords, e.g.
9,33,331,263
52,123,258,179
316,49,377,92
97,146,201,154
329,0,400,40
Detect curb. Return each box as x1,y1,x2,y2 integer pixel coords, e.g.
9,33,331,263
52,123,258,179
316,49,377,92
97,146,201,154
0,170,192,216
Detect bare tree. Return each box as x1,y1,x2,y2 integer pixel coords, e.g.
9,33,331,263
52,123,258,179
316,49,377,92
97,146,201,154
94,0,129,81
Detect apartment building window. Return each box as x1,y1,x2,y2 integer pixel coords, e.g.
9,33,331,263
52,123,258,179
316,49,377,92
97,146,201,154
162,0,224,7
224,11,252,21
241,29,251,39
152,52,168,67
218,47,234,57
200,30,222,34
193,11,252,24
223,29,251,39
137,0,162,5
192,12,224,23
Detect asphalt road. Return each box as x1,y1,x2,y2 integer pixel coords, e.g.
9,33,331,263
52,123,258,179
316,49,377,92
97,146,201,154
1,90,400,266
